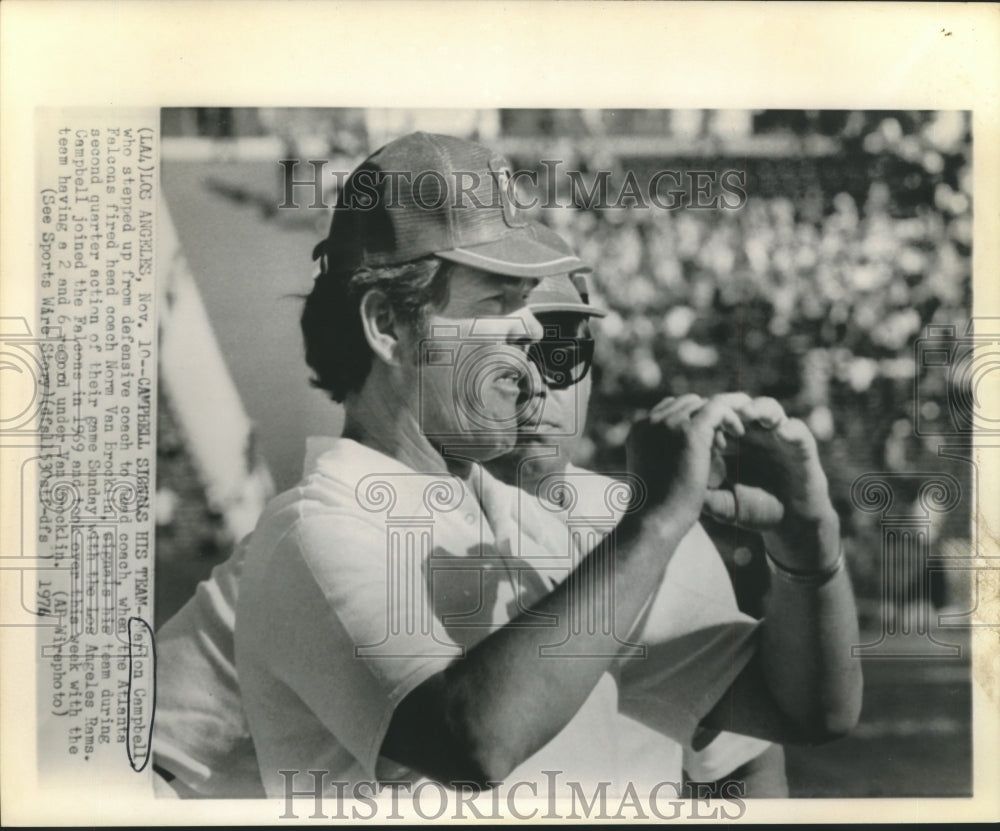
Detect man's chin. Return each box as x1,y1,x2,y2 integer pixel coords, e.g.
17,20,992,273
503,440,566,469
438,431,519,463
516,431,560,444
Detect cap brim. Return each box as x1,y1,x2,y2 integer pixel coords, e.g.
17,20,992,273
527,301,607,318
437,222,590,279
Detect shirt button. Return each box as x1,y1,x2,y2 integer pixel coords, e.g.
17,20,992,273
464,513,476,525
733,546,753,567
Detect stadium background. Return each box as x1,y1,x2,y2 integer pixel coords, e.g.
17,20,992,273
156,108,973,797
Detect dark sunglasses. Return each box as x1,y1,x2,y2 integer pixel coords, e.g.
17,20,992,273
527,337,595,390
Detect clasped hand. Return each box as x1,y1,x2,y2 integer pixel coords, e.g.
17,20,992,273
626,392,840,571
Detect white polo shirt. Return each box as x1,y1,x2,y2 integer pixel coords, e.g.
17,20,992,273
153,533,262,797
529,465,771,780
230,439,758,797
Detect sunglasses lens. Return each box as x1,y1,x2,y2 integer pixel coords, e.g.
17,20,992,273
529,339,594,389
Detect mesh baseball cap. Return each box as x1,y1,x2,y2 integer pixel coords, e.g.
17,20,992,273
312,132,587,278
528,272,607,318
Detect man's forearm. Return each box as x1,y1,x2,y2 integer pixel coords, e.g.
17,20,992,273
700,513,862,744
759,512,863,740
382,505,693,785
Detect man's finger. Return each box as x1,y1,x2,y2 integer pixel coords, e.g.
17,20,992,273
703,483,785,528
660,395,707,428
648,397,676,420
702,488,738,524
650,394,703,424
739,396,787,429
775,416,817,453
690,400,746,440
713,430,728,453
709,392,754,411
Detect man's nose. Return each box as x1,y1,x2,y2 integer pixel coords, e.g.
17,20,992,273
518,348,546,408
504,308,545,404
505,305,545,346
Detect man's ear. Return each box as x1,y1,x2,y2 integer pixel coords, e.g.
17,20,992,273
359,288,402,365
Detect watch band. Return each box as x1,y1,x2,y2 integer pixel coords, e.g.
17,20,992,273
766,546,846,586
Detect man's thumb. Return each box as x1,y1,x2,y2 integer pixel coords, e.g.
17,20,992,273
703,484,785,528
703,488,738,524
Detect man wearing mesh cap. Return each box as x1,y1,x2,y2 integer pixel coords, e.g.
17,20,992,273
224,132,862,800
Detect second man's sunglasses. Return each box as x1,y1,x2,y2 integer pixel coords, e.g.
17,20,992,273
527,336,595,390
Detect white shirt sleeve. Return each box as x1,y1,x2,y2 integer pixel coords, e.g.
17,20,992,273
616,521,761,746
153,537,265,796
237,510,462,780
682,730,774,781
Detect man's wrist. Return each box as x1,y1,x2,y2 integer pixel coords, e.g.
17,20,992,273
763,508,841,572
766,545,846,586
616,496,695,557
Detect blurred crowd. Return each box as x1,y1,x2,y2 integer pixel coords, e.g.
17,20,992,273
531,112,973,602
